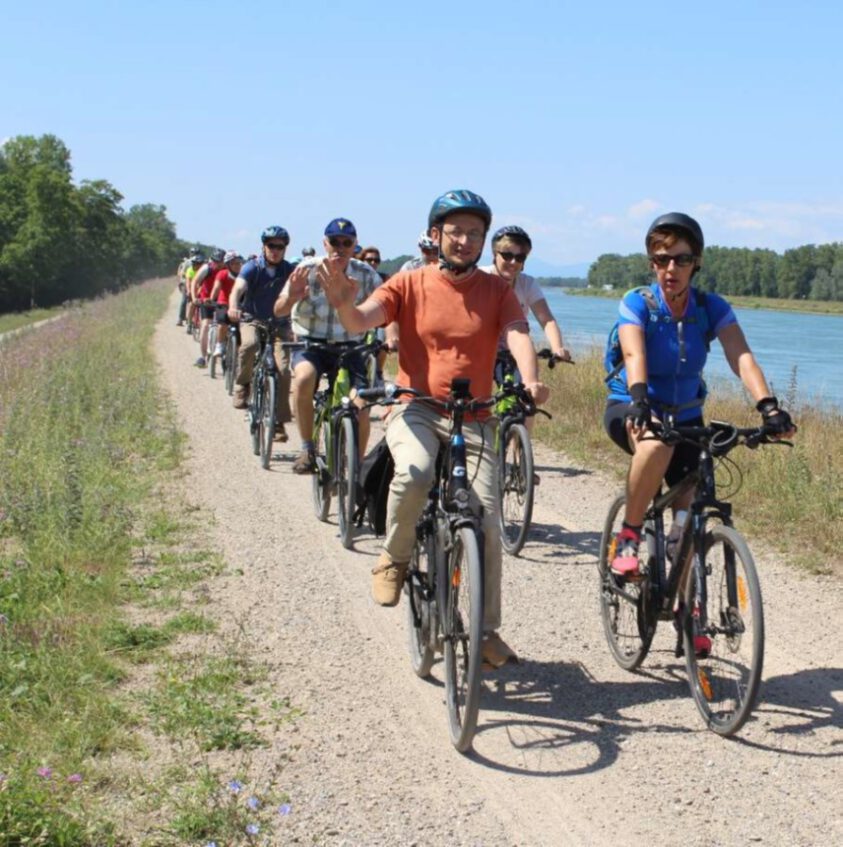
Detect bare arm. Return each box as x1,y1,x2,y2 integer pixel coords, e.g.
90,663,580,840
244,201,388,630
717,322,773,403
530,298,571,360
618,323,647,387
228,277,247,321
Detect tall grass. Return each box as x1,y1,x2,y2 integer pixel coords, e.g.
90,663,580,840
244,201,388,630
536,348,841,572
0,281,183,843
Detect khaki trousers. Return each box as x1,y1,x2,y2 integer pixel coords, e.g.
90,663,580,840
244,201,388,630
384,402,502,631
236,323,292,424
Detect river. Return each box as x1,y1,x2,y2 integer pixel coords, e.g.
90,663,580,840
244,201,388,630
534,289,843,411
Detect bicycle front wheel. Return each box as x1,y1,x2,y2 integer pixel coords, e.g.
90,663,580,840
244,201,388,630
405,530,436,678
249,382,261,456
259,374,276,470
443,525,484,753
224,337,238,396
337,415,358,549
312,419,331,521
208,326,218,379
597,493,653,671
683,525,764,736
498,422,535,556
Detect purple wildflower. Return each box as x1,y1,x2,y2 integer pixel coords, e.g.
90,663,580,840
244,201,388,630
278,803,292,816
37,767,53,779
247,796,260,810
0,614,8,626
67,773,83,784
245,823,260,836
227,779,243,794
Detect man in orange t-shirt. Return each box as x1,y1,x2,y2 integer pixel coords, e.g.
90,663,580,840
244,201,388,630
317,189,549,668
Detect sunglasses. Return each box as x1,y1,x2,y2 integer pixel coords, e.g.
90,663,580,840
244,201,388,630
328,237,355,249
497,251,528,263
363,255,381,264
650,252,696,268
266,242,287,251
421,246,438,254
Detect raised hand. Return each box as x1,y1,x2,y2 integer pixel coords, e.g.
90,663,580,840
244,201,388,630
316,258,358,309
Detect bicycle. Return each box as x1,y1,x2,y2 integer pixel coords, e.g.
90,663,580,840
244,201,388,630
244,319,291,470
494,348,567,555
362,379,496,752
310,339,385,549
598,417,790,735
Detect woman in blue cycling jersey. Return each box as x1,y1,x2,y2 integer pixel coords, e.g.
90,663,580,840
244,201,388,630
605,212,796,578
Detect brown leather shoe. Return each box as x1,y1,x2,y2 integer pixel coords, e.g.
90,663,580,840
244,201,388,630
371,553,408,607
482,631,518,669
232,384,249,409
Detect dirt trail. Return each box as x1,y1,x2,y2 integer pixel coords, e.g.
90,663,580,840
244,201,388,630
155,293,841,847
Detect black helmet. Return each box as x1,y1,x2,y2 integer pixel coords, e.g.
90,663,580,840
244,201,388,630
491,225,532,249
646,212,704,255
428,189,492,230
301,246,316,257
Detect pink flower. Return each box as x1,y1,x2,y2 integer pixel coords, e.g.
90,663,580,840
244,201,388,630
37,767,52,779
67,773,83,784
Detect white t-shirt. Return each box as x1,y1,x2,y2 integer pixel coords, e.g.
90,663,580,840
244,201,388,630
479,266,545,319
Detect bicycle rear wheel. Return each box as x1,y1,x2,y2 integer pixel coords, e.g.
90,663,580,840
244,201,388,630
597,493,653,671
405,530,436,678
498,422,534,556
312,419,331,521
683,525,764,736
444,525,484,753
337,415,358,549
259,374,276,470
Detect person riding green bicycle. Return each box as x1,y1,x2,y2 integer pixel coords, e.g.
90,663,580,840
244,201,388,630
605,212,797,595
274,217,383,474
316,189,549,669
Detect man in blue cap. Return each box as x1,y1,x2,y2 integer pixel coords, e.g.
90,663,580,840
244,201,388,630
274,217,383,473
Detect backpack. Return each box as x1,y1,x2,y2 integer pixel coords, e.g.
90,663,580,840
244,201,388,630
354,437,394,536
604,286,714,384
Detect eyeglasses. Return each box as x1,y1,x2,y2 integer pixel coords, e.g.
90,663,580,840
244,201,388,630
650,252,696,268
328,237,355,249
363,255,381,265
497,251,528,263
442,226,485,244
266,242,287,251
421,247,438,255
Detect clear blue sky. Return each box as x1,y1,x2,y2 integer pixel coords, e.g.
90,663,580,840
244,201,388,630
3,0,842,272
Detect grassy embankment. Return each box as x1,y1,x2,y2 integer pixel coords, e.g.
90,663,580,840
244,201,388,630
566,287,843,315
533,348,841,574
0,306,67,335
0,282,300,845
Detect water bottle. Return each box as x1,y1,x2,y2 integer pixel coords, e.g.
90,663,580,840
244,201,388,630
666,509,688,563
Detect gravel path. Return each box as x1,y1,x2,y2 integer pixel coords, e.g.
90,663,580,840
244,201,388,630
155,291,841,847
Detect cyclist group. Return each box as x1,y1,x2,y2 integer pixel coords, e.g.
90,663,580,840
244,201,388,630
175,191,796,704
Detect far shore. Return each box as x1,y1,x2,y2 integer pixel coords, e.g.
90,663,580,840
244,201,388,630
564,287,843,316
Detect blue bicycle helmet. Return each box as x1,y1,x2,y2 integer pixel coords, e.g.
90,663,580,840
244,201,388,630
646,213,704,254
491,225,532,249
261,225,290,244
427,189,492,230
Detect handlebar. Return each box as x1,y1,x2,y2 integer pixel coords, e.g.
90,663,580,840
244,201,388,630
645,419,793,454
356,383,497,414
537,348,575,368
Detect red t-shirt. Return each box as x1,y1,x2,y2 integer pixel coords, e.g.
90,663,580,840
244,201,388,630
370,265,526,405
213,268,235,305
197,262,219,299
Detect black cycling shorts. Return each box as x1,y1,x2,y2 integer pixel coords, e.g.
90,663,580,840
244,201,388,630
604,401,702,488
199,303,216,320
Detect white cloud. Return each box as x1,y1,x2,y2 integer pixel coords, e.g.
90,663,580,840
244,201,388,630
627,198,661,220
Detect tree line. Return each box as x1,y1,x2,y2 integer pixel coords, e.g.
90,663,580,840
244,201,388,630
0,134,192,313
587,243,843,301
